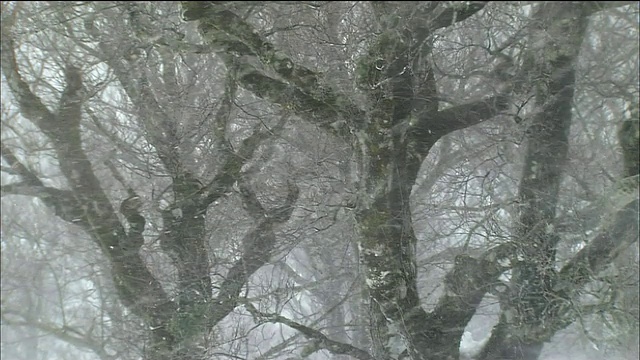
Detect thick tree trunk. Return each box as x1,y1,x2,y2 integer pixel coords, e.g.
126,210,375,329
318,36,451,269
478,4,590,359
352,3,504,358
178,2,626,359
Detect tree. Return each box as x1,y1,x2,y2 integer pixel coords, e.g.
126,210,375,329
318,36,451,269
1,2,638,360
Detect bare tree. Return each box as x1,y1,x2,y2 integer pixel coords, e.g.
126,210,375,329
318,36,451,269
2,2,638,360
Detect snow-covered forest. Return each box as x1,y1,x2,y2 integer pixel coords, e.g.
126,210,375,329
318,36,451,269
1,2,638,360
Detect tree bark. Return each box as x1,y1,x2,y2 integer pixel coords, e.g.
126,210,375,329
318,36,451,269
478,3,607,359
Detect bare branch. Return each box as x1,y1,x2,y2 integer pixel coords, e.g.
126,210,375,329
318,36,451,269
435,94,510,135
104,159,137,197
0,165,20,175
57,64,84,129
585,1,638,13
1,142,42,185
244,303,376,360
559,196,639,289
181,2,323,94
1,144,89,224
0,29,56,136
410,93,510,155
514,1,636,14
238,180,266,219
3,28,175,349
83,14,184,177
429,1,490,30
494,196,640,345
1,310,114,360
212,59,240,154
2,181,60,198
202,114,289,205
180,3,364,136
207,182,299,329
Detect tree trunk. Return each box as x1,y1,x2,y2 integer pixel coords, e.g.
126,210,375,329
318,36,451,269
478,3,592,359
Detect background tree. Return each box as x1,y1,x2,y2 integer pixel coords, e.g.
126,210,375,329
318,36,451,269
2,1,638,360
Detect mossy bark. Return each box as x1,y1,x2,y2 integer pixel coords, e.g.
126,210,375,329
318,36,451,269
181,2,511,359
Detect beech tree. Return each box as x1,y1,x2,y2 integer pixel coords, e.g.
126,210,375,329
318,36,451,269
1,2,638,360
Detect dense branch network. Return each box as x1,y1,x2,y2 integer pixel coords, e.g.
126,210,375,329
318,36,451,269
244,303,376,360
2,1,637,359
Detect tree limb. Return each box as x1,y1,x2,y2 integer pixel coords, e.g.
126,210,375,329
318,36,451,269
585,1,638,14
410,93,510,156
180,2,364,137
1,311,114,360
202,113,289,205
0,28,56,137
434,94,510,136
494,196,640,346
207,181,299,329
181,2,321,93
515,1,636,13
244,303,376,360
83,14,185,177
238,180,266,219
429,1,490,30
3,17,177,352
559,196,639,290
1,142,42,185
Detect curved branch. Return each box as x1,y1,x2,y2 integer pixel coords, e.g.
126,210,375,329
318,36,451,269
559,192,639,289
84,14,184,177
1,309,114,360
180,3,364,137
582,1,637,15
244,303,376,360
1,142,42,185
422,94,510,137
207,182,299,328
0,28,56,137
429,1,490,30
181,2,321,94
202,113,289,205
493,197,640,347
3,18,176,352
238,180,266,219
